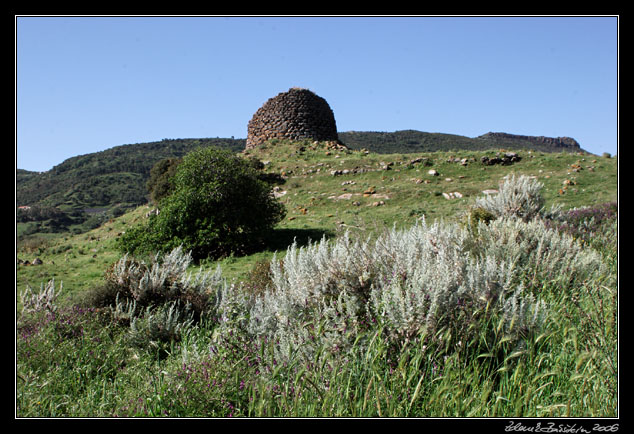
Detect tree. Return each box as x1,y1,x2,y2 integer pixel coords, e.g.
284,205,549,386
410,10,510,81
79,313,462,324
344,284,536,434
146,157,182,205
118,147,286,260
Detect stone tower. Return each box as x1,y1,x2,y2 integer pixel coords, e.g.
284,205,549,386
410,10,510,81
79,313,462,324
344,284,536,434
246,87,339,150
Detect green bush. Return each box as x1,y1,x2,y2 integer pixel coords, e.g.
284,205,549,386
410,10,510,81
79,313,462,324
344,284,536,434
146,157,182,205
117,148,286,261
464,206,497,233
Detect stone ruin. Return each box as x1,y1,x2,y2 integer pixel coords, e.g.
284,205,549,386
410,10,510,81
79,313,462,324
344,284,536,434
245,87,340,150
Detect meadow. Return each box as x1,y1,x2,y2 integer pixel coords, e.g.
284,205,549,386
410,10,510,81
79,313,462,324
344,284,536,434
16,142,618,418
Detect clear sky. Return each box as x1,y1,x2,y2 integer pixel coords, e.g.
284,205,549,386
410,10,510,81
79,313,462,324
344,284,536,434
16,15,618,172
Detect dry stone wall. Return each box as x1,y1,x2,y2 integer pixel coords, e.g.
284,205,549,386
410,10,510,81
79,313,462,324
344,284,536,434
246,88,339,149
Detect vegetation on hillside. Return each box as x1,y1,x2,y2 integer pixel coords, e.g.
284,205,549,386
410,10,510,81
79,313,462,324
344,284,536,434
16,168,618,418
16,137,618,419
146,157,183,205
16,130,591,240
117,147,286,261
17,141,617,291
16,138,245,236
338,130,586,154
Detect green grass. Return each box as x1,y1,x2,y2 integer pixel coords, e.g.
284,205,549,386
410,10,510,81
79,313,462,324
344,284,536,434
17,249,618,417
16,141,618,418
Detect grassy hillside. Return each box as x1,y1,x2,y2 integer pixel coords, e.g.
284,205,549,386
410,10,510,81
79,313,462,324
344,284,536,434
17,140,617,299
16,138,245,236
16,130,589,238
15,140,618,418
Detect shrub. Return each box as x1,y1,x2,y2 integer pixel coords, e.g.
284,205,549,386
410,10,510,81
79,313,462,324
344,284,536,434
80,281,122,309
105,246,226,320
546,202,617,246
235,211,609,372
242,220,547,367
127,302,195,354
146,157,182,205
118,147,286,261
100,246,252,354
463,206,497,234
474,217,606,296
475,174,546,221
469,206,496,225
93,246,231,351
19,279,62,315
242,258,277,297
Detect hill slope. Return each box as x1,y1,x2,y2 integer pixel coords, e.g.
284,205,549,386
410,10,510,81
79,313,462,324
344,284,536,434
338,130,585,154
16,140,616,296
16,138,245,234
16,130,588,236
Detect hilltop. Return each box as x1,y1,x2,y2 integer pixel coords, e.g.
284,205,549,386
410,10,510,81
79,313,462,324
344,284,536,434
16,130,590,238
338,130,584,154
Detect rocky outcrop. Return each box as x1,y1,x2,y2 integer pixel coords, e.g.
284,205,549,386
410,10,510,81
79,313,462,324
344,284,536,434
479,132,582,151
481,152,522,166
246,87,339,149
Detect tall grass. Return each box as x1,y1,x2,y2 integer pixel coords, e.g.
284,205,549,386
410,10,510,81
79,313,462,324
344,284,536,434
16,175,617,418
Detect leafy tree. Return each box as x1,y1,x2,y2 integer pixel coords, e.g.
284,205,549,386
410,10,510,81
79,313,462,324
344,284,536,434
146,157,182,205
117,147,286,260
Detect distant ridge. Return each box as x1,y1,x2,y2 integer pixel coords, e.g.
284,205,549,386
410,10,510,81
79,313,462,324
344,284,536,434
337,130,586,154
476,132,582,152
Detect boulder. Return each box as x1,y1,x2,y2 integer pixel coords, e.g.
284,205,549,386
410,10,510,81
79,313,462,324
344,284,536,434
442,192,463,200
481,152,521,166
481,189,499,195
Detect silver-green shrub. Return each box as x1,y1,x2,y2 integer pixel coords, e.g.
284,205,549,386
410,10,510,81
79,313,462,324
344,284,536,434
501,290,547,337
244,219,548,365
111,246,196,304
110,294,137,324
475,217,605,292
127,301,195,350
475,174,546,221
107,197,605,372
19,279,62,315
108,246,231,348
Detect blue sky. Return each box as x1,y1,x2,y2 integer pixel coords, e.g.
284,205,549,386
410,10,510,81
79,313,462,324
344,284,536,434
16,16,618,172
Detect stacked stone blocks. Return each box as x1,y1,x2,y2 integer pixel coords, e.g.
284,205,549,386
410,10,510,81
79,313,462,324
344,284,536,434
246,87,339,150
